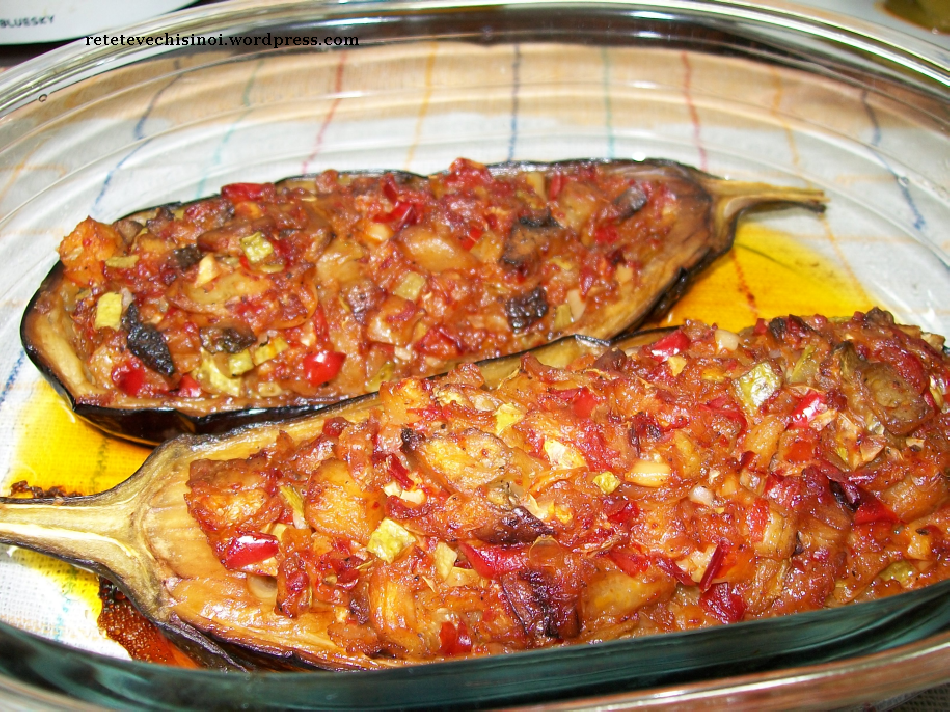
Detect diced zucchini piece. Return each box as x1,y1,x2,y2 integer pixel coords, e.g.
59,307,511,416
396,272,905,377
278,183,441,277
736,362,783,412
240,231,275,264
252,336,289,366
593,472,620,494
392,271,426,301
367,518,415,563
104,255,140,269
553,304,573,331
228,349,254,376
195,350,242,397
94,292,123,330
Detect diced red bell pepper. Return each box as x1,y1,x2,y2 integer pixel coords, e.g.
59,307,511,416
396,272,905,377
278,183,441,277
221,182,269,203
608,549,649,577
312,307,329,340
303,350,346,387
656,556,695,587
112,362,147,397
386,455,413,489
790,391,828,427
645,331,689,361
548,172,565,200
699,540,729,592
416,325,462,360
374,200,418,232
460,226,482,251
439,620,473,655
458,542,527,580
223,532,280,569
593,225,619,245
604,496,640,525
753,318,768,336
747,499,770,542
176,374,203,398
853,497,900,526
700,582,746,623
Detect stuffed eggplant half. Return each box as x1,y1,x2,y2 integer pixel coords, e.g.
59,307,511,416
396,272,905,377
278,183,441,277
21,158,824,443
3,309,950,671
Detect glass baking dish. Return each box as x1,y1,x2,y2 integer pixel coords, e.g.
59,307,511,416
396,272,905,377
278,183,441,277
0,0,948,708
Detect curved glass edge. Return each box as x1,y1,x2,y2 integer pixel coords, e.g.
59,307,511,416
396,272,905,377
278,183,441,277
0,0,946,116
0,579,948,710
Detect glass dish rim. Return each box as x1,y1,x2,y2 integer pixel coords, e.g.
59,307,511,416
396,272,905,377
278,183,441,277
0,0,947,117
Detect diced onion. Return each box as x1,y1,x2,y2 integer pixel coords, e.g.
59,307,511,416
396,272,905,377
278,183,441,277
714,329,739,352
625,458,671,487
493,403,525,434
566,289,586,321
544,439,587,470
689,485,715,507
194,254,221,287
615,264,633,284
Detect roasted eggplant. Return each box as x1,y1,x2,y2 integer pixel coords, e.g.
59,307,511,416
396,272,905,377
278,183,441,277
21,158,825,443
3,310,950,671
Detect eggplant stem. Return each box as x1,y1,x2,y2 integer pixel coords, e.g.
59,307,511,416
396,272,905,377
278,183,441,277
0,487,166,619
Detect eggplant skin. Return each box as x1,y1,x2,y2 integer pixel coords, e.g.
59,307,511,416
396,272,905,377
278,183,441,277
20,159,825,444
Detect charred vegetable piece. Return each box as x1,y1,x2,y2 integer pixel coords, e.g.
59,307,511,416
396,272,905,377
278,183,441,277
505,286,550,330
124,305,175,377
4,310,950,671
22,158,826,443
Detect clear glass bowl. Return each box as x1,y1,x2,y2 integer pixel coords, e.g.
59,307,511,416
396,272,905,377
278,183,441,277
0,0,948,708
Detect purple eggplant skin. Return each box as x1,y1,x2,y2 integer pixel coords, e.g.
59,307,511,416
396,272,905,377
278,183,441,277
20,159,825,445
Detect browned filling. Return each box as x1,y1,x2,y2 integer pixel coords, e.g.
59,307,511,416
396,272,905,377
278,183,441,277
185,309,950,661
54,159,695,406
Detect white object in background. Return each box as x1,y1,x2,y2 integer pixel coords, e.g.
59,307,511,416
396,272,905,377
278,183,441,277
0,0,196,44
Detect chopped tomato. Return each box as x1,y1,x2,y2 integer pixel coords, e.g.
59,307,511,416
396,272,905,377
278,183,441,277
223,532,279,569
176,374,203,398
593,225,619,244
112,362,147,397
221,182,270,203
303,350,346,387
439,620,473,655
853,497,900,525
700,582,746,623
608,548,648,576
548,172,565,200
